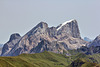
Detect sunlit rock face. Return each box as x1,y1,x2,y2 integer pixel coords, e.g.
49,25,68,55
1,20,88,56
1,33,21,56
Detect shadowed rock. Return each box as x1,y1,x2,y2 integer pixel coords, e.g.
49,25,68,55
1,20,88,56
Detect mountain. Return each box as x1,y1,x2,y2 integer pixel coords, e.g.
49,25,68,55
0,51,100,67
57,19,81,38
1,19,88,56
30,39,68,54
1,33,21,56
75,35,100,55
77,45,100,55
89,35,100,47
84,37,92,42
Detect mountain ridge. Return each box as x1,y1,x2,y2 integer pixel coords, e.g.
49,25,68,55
1,19,88,56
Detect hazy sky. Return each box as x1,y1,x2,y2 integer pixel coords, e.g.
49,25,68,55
0,0,100,44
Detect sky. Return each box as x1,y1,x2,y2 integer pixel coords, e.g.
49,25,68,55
0,0,100,44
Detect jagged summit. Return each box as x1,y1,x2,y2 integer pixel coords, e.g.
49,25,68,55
57,19,80,38
1,19,87,56
36,21,48,28
95,35,100,40
1,33,21,56
89,35,100,47
26,21,48,36
57,19,76,30
9,33,21,42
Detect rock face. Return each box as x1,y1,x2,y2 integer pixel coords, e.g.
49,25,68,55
30,39,68,54
77,35,100,55
1,33,21,56
77,46,100,55
79,35,100,55
56,20,87,49
1,19,88,56
78,35,100,55
57,20,81,38
58,20,81,38
89,35,100,47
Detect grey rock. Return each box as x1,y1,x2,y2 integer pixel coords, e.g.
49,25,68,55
77,46,100,55
30,39,68,54
2,20,88,56
78,35,100,55
57,20,81,38
1,33,21,56
89,35,100,47
9,33,21,42
6,22,50,56
48,27,57,37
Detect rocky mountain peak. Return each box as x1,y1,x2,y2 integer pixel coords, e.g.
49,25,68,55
36,22,48,29
95,35,100,41
1,19,87,56
89,35,100,47
26,22,48,36
56,19,76,31
1,33,21,56
69,19,77,23
68,20,81,38
9,33,21,42
48,27,57,37
57,19,81,38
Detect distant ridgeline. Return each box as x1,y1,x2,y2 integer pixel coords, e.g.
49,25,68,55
1,19,100,57
1,19,100,67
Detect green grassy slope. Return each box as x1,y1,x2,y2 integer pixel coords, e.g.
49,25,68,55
0,51,70,67
0,51,100,67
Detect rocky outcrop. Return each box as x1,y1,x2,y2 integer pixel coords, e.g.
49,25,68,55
6,22,55,56
89,35,100,47
78,35,100,55
1,33,21,56
30,39,68,54
77,46,100,55
57,19,81,38
1,19,88,56
56,20,87,49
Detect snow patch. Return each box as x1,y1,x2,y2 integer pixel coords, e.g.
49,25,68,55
57,19,75,31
